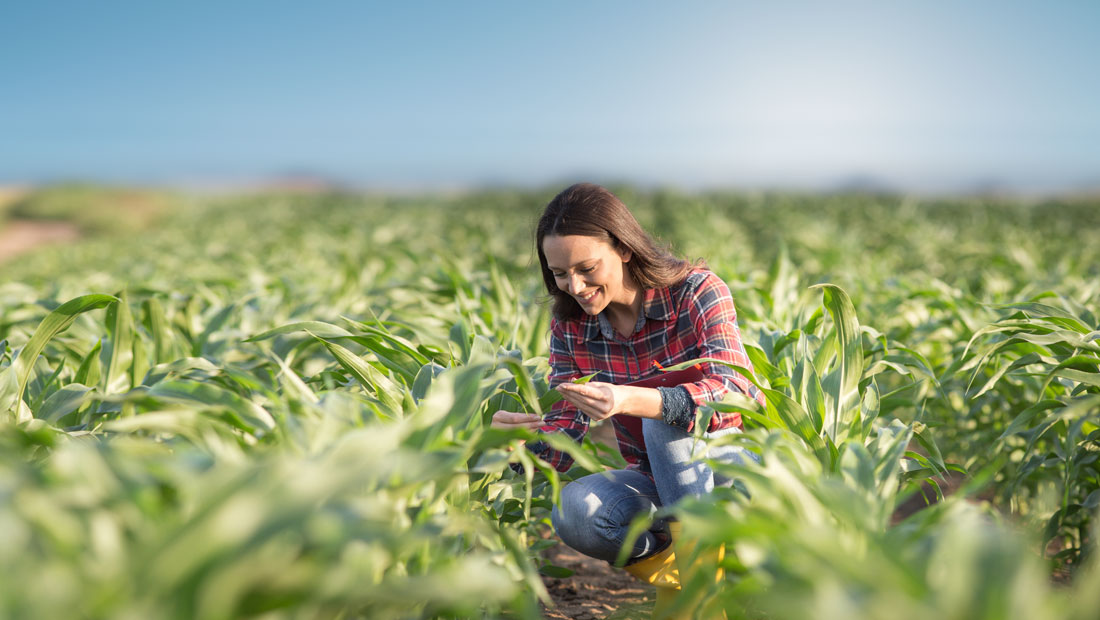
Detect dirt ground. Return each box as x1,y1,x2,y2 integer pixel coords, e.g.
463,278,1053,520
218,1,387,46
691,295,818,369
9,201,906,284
0,219,81,263
540,538,655,620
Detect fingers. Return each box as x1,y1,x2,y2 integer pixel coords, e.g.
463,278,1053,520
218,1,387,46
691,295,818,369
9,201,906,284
491,410,544,431
560,390,602,411
559,383,608,406
557,383,615,420
557,383,596,398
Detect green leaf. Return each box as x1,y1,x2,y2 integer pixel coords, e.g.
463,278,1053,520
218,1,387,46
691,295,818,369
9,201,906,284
661,357,761,390
811,284,863,438
246,321,354,342
340,317,431,365
968,352,1043,400
538,431,603,472
142,297,176,364
193,303,237,357
313,333,403,414
856,379,880,442
792,356,826,435
5,294,117,415
572,372,600,385
996,400,1064,441
146,380,275,434
101,291,135,393
538,389,562,412
38,384,94,423
538,565,575,578
501,357,542,416
762,389,829,459
412,362,446,402
993,301,1091,333
74,340,103,387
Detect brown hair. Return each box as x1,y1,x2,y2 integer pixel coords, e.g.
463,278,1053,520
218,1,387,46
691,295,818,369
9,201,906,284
536,183,699,321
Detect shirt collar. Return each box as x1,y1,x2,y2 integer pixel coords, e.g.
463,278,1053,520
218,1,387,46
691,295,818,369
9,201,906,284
580,286,675,342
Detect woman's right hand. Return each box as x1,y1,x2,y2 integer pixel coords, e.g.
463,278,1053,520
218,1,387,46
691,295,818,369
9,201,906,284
490,410,544,431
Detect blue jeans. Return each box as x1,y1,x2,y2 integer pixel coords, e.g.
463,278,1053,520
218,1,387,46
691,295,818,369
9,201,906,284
550,418,754,565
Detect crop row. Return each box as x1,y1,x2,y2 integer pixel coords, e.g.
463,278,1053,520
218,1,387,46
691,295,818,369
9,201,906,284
1,188,1097,618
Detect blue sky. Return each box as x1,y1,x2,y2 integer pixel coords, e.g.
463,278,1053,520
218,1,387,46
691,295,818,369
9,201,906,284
2,1,1098,193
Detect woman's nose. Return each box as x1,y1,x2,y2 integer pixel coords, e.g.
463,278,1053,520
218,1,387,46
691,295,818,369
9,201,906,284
566,274,583,294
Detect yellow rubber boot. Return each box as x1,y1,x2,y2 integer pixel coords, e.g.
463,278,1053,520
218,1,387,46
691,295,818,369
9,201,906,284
667,522,727,620
622,543,683,619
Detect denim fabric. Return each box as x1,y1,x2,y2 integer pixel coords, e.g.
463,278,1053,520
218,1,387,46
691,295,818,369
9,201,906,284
550,418,755,564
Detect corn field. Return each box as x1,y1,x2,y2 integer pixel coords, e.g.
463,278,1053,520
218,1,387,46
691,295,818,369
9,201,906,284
1,187,1098,619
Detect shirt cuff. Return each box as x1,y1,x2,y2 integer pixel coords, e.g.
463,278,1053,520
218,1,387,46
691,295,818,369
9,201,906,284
658,386,695,431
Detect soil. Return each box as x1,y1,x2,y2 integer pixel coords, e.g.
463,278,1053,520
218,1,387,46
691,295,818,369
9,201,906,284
540,537,654,620
0,219,81,263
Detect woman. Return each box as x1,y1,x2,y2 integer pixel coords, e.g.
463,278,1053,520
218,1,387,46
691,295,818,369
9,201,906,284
491,183,764,612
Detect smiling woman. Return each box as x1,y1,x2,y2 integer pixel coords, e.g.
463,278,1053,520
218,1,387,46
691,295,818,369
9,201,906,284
491,182,765,618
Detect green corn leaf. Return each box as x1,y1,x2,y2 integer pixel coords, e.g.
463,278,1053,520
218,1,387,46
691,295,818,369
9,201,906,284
969,352,1044,400
856,378,880,442
146,380,275,434
142,297,176,364
101,292,135,394
271,354,318,404
501,356,542,416
996,400,1065,441
412,362,446,402
993,301,1091,333
131,331,150,388
74,340,103,387
193,303,237,357
246,321,354,342
5,294,117,416
537,389,562,412
38,384,95,423
811,284,863,438
349,335,418,383
28,358,66,414
538,431,604,473
341,317,431,365
793,356,826,435
661,357,762,390
761,388,829,458
312,333,403,414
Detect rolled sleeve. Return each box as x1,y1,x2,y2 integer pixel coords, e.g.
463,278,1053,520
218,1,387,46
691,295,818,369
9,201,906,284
658,385,695,431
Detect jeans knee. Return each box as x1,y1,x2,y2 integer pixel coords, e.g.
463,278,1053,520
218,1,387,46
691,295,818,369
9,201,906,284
552,481,596,546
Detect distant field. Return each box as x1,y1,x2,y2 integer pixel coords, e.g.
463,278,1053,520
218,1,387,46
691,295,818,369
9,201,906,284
0,186,28,217
1,186,1098,619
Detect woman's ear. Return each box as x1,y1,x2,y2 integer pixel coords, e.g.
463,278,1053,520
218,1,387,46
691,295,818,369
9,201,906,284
617,246,632,263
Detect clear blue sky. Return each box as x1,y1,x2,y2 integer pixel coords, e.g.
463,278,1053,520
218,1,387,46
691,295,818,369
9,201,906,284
2,1,1098,193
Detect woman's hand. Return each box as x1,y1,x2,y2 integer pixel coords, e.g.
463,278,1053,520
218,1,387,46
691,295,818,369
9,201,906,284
556,382,625,422
490,410,544,432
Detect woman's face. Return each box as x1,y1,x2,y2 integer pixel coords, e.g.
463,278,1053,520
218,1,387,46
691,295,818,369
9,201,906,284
542,234,635,315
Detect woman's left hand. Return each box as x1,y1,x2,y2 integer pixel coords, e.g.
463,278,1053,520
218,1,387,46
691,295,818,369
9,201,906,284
556,381,625,422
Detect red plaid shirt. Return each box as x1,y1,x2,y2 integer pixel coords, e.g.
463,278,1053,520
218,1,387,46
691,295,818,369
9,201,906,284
528,269,764,476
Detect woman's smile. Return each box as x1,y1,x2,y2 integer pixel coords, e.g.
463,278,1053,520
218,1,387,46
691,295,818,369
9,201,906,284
577,289,599,304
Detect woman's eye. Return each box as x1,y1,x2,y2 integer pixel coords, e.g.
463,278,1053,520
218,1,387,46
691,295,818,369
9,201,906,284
580,266,595,273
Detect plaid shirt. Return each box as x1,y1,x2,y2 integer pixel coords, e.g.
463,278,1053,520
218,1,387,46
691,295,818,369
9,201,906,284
528,269,764,476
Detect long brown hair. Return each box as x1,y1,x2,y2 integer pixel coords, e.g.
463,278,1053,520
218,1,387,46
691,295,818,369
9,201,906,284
536,183,699,321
